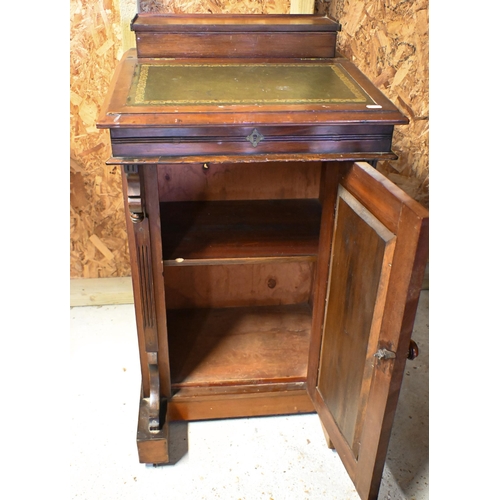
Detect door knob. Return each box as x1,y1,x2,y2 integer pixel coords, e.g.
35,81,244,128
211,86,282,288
407,339,419,360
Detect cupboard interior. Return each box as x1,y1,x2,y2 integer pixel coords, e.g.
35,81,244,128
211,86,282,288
157,161,324,398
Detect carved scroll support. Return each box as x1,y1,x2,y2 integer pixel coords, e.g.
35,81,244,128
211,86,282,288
124,164,166,454
124,164,145,223
146,352,160,433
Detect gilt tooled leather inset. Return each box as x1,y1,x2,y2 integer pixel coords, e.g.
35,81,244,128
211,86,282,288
127,63,374,106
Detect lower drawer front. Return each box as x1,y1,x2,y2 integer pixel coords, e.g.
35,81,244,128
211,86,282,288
110,125,394,158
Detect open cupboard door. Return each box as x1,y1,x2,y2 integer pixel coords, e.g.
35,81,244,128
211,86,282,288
309,161,428,500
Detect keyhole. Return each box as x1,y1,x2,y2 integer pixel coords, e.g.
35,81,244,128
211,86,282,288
267,278,277,289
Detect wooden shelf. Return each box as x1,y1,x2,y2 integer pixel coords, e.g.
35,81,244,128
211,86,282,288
167,303,312,390
160,199,321,261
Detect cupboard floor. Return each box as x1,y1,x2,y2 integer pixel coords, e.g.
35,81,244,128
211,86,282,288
167,303,311,388
69,291,429,500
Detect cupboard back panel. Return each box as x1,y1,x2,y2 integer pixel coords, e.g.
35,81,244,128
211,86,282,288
164,261,315,309
157,162,322,202
160,199,322,261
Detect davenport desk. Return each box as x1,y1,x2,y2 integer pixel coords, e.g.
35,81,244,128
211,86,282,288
97,14,428,500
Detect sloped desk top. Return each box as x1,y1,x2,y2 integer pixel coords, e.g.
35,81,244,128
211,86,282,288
98,50,407,129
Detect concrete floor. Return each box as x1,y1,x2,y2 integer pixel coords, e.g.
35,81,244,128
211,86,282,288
70,291,428,500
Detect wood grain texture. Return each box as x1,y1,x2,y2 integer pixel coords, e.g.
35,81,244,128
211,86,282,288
135,32,336,58
137,396,169,463
131,13,339,59
160,199,322,260
167,389,315,421
307,161,348,396
291,0,315,14
132,14,333,29
106,151,399,166
123,165,171,398
110,127,394,158
143,165,172,398
157,162,321,202
355,202,428,500
317,186,396,457
341,161,428,234
70,277,133,306
121,167,151,396
164,260,314,309
167,304,312,387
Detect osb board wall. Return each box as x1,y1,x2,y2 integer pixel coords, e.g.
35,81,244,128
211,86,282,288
317,0,429,206
71,0,129,278
138,0,290,13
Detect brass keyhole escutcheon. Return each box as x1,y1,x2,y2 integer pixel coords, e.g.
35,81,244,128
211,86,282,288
246,128,264,147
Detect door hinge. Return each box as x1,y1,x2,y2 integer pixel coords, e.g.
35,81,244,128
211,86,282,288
374,348,396,360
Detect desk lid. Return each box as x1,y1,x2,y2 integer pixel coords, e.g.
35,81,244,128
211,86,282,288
97,51,407,129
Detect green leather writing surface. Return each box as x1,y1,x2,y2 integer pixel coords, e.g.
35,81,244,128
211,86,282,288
127,63,374,106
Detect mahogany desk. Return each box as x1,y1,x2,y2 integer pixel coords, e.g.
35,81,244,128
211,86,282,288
97,14,428,500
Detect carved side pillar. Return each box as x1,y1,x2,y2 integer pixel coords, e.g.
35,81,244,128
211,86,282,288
121,164,170,463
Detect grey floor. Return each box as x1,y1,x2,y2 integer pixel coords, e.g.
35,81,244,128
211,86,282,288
70,291,428,500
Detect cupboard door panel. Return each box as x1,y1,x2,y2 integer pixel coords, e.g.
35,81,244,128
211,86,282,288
311,161,428,500
317,186,396,458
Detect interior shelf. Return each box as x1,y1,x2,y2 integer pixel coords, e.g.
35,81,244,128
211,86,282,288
160,199,322,261
167,303,312,389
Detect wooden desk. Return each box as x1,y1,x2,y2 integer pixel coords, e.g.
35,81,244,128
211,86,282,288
97,14,428,500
